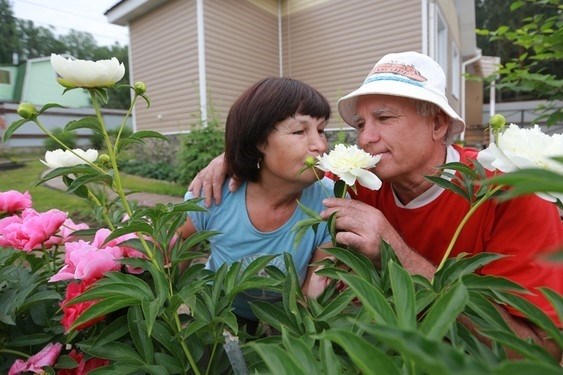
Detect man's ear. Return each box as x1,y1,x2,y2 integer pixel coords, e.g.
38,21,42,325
432,111,450,141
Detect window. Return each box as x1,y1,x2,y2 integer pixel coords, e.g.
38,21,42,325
452,45,460,99
436,9,448,77
0,70,10,84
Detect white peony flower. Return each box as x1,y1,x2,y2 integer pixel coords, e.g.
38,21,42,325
477,124,563,202
41,149,99,169
50,54,125,88
316,144,382,190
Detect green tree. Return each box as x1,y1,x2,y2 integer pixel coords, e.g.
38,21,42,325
0,0,19,64
476,0,562,125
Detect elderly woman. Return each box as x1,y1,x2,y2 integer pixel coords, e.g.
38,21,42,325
179,77,334,330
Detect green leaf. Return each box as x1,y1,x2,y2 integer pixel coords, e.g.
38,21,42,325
435,253,504,290
315,289,356,321
64,116,103,134
388,261,416,329
66,173,113,193
466,291,512,332
92,315,129,346
318,330,401,375
323,246,374,281
69,296,139,331
338,273,397,326
39,103,66,113
3,118,30,143
252,301,298,334
425,175,470,201
494,360,563,375
248,343,308,375
333,179,347,198
319,339,342,375
79,340,145,365
480,328,556,363
361,324,490,374
493,291,563,348
281,329,320,374
128,305,154,364
540,287,563,325
420,281,468,340
151,321,186,366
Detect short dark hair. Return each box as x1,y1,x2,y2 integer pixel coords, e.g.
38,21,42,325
225,77,331,182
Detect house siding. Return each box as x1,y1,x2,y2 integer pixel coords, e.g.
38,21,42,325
129,0,199,134
281,0,422,128
204,0,279,125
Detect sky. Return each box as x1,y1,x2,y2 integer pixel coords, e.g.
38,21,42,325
11,0,129,46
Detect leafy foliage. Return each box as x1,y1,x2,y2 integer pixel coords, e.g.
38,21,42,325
176,111,225,186
43,127,77,151
476,0,562,125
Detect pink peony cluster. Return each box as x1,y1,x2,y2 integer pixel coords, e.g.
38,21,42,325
0,208,68,251
0,190,32,215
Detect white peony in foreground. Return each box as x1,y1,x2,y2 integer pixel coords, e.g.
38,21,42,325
41,149,99,169
477,124,563,202
316,144,382,190
50,54,125,88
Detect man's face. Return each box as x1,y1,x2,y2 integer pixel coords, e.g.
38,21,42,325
352,95,441,183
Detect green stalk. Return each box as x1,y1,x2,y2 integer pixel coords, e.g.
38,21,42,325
435,185,504,273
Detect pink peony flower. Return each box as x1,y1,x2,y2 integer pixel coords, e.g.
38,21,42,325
49,237,123,282
0,208,67,251
0,190,32,214
56,349,109,374
61,279,105,332
44,218,90,248
94,228,147,274
8,342,63,375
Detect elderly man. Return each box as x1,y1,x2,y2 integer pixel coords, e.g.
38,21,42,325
189,52,562,357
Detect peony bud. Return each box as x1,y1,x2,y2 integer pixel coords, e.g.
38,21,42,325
98,153,111,163
134,81,147,95
304,156,317,168
17,103,38,119
489,114,506,132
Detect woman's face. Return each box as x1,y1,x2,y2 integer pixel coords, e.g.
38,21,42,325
259,114,328,185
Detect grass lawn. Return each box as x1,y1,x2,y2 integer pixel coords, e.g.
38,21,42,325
0,158,187,222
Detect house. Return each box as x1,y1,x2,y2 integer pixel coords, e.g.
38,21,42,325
106,0,484,144
0,56,130,149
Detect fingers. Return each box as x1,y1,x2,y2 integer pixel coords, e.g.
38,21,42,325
228,175,242,193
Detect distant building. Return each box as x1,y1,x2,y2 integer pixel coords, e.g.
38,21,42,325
0,55,130,150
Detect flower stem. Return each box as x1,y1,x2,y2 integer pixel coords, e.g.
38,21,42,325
435,185,504,273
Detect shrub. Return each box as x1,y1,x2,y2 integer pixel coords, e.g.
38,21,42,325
176,112,224,186
43,128,77,151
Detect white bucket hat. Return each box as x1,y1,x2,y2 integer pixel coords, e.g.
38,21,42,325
337,51,465,136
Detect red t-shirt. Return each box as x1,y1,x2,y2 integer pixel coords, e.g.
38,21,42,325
348,145,563,326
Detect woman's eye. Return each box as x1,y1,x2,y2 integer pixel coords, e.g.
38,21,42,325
292,130,305,135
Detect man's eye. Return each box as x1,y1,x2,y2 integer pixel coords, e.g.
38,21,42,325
292,130,304,135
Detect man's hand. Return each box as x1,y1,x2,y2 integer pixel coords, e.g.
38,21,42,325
320,198,436,279
187,153,242,207
320,198,388,263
